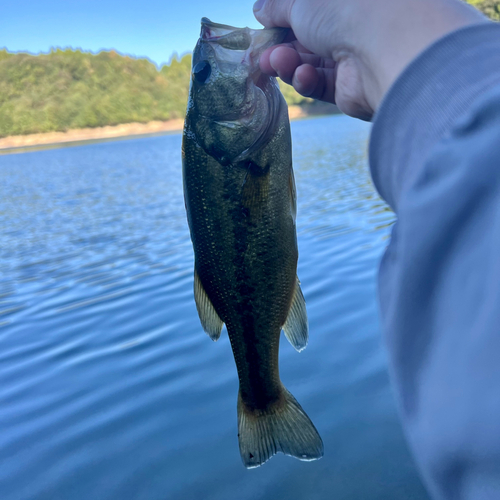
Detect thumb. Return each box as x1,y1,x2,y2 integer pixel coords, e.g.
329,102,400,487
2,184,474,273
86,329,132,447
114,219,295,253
253,0,293,28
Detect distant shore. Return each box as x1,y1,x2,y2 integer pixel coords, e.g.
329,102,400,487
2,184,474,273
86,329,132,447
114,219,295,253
0,103,339,152
0,119,186,151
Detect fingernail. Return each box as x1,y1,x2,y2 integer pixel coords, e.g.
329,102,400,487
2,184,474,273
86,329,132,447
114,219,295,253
253,0,266,13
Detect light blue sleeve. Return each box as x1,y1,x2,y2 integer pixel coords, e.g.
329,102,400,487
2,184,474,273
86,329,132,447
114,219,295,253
369,23,500,500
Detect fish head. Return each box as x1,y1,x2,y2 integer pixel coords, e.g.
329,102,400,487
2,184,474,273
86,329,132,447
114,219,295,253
187,18,288,166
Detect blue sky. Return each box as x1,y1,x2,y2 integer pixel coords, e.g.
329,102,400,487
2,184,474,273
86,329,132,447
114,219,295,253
1,0,261,66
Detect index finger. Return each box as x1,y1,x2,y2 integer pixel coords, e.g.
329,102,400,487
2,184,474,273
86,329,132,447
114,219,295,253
260,42,336,78
260,45,302,84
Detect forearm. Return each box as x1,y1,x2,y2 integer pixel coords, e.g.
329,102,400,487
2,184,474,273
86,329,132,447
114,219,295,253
371,23,500,499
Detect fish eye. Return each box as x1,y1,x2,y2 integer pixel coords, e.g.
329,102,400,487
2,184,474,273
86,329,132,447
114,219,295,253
193,60,211,84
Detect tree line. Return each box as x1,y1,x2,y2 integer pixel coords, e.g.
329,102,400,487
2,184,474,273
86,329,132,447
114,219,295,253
0,49,193,137
0,47,309,138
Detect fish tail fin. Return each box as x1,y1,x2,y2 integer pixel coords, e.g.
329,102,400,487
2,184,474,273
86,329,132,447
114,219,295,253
237,387,323,468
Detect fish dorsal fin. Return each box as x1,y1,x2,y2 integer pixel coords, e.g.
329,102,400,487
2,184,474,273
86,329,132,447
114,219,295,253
283,277,308,352
194,269,223,341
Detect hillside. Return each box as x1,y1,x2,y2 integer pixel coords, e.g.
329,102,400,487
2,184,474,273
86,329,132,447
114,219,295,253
0,49,195,138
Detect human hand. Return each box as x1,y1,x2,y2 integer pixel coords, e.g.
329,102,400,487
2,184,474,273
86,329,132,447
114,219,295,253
254,0,486,120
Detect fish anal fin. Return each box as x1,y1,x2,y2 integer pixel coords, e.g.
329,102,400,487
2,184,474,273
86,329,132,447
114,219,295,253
237,387,323,468
194,269,223,341
283,277,308,352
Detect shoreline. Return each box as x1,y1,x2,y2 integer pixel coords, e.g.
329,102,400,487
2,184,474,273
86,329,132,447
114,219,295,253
0,104,338,154
0,119,186,152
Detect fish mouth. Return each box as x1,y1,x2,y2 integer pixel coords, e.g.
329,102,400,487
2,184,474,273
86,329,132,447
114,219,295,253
200,18,247,45
201,17,237,30
194,18,286,163
200,17,288,48
201,17,238,35
196,18,287,123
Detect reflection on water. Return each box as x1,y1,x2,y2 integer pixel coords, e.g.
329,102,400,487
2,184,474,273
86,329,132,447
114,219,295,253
0,115,429,500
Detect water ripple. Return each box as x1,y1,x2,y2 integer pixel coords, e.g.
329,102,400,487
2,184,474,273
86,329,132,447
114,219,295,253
0,117,427,500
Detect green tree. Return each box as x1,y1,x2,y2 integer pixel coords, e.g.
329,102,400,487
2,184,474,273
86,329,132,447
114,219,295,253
0,49,194,137
467,0,500,20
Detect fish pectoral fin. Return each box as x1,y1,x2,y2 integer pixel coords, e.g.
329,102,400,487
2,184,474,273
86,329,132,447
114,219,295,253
237,387,323,468
283,277,308,352
194,269,223,341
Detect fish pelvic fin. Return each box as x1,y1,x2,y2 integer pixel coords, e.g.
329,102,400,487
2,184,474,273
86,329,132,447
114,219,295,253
283,277,308,352
194,269,223,341
237,387,323,468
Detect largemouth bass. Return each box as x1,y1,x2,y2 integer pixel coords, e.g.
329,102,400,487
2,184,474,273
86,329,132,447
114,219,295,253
182,18,323,468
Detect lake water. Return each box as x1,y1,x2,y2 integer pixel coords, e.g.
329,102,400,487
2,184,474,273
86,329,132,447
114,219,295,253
0,115,430,500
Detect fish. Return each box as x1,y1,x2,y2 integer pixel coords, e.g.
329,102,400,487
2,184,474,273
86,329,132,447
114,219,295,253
182,18,323,468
